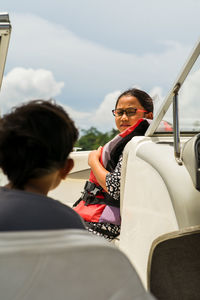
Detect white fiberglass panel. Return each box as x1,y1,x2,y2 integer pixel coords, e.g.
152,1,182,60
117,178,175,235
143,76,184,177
138,139,200,227
119,137,178,287
49,151,90,207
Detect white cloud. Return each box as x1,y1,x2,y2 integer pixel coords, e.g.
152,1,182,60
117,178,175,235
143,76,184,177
178,67,200,129
2,12,198,132
3,64,199,134
62,103,91,131
64,88,167,132
0,67,64,113
148,67,200,130
90,87,166,131
0,65,172,132
149,86,165,116
5,0,200,55
89,91,121,131
180,68,200,113
61,91,121,132
6,13,192,112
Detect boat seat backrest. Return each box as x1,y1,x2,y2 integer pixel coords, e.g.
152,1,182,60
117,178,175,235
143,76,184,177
0,229,154,300
147,225,200,300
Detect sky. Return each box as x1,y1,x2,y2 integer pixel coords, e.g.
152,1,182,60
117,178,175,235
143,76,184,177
0,0,200,132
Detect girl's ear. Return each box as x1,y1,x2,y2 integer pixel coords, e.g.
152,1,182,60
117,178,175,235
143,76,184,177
145,112,153,120
60,158,74,179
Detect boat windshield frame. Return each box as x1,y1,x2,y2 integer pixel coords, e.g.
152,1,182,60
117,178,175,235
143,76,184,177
0,13,11,91
145,39,200,137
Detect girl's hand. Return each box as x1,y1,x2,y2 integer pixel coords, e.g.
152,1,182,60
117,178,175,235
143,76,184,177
88,146,102,167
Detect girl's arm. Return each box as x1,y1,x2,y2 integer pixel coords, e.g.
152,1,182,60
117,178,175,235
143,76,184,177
88,147,109,192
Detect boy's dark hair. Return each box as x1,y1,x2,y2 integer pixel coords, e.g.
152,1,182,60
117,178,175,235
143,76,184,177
0,99,78,189
115,88,153,113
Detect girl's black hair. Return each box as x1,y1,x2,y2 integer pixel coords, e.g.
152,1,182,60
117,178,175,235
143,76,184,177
0,99,78,189
115,88,153,113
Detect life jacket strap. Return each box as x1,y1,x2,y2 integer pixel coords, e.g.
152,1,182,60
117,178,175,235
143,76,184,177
84,180,103,195
73,181,120,208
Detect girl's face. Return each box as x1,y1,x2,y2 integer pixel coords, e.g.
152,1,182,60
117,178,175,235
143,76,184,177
115,95,152,132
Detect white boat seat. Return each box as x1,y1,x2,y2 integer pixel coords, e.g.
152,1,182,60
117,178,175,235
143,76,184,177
0,229,155,300
147,225,200,300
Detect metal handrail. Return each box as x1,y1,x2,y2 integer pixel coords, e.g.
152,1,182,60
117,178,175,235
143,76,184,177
173,83,182,165
145,39,200,166
145,39,200,137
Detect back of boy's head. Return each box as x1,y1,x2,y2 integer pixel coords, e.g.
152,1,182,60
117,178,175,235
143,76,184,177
0,100,78,189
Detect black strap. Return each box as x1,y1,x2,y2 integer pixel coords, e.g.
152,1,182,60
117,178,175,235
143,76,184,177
82,190,120,207
84,180,103,195
73,181,120,208
84,181,119,207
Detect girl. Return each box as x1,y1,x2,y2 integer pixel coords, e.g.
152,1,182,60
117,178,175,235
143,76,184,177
74,88,153,240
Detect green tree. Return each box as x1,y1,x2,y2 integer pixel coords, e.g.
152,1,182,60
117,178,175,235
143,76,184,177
75,127,118,150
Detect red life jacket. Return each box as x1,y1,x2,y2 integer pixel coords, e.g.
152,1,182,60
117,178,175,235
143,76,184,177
73,119,150,224
73,119,172,224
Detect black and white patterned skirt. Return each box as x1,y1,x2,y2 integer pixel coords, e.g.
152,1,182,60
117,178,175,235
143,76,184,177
85,221,120,241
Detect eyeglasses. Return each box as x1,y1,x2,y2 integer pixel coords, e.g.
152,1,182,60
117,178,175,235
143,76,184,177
112,108,147,117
